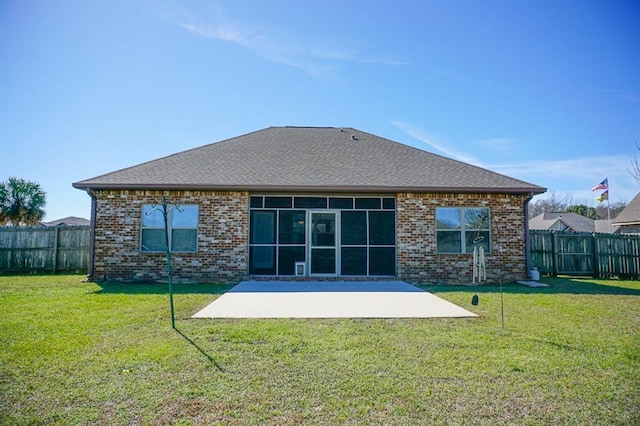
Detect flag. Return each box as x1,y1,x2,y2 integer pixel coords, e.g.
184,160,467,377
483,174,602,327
592,178,608,191
596,190,609,203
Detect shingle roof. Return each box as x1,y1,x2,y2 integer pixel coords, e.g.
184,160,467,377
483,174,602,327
595,219,619,234
612,192,640,225
73,126,546,194
42,216,90,227
529,212,595,232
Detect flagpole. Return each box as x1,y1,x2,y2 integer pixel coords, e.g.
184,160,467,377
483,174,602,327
607,180,611,233
593,178,611,233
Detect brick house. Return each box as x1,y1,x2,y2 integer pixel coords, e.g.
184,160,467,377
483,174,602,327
73,127,545,284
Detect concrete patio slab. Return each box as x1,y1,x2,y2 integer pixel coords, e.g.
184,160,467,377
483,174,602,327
192,281,478,319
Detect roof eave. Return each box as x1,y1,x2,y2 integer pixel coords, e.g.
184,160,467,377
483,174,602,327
73,182,547,195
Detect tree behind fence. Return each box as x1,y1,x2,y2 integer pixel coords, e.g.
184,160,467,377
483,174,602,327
0,225,90,273
530,230,640,279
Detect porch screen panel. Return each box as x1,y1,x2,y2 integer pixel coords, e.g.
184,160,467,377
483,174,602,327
341,211,367,245
341,247,367,275
369,247,396,276
250,246,276,274
249,211,277,274
279,210,306,244
369,211,395,245
278,246,305,275
250,211,276,244
311,249,336,274
329,198,353,209
277,211,306,275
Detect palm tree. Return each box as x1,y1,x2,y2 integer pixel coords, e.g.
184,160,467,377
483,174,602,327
0,178,46,226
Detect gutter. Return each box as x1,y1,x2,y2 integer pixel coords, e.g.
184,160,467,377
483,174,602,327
72,182,547,195
85,188,97,281
524,192,535,278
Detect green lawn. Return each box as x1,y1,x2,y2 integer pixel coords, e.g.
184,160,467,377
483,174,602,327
1,275,638,425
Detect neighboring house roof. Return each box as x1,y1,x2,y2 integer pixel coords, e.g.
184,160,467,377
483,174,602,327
42,216,90,226
529,212,595,232
595,219,620,234
73,126,546,194
612,192,640,226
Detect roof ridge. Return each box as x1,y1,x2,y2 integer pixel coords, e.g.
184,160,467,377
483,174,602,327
279,126,345,129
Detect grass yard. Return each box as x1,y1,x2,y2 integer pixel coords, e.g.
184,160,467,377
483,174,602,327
0,275,639,425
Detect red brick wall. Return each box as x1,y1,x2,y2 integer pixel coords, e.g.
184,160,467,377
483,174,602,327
92,190,248,283
397,192,529,283
90,190,529,284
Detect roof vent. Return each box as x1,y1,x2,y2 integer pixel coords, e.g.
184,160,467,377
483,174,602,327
351,134,357,141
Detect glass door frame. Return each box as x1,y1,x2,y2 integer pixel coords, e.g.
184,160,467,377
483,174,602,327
308,210,340,277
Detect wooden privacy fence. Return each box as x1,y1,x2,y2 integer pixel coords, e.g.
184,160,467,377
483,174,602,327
2,226,638,278
0,226,90,273
530,230,640,279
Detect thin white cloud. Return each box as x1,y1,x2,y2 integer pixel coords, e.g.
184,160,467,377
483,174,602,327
392,119,638,203
489,155,638,203
164,5,403,82
601,89,640,103
177,20,258,46
391,120,482,165
488,155,627,181
174,18,347,81
359,55,409,66
474,137,520,152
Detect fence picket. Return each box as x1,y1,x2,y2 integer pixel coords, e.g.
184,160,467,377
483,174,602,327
2,226,638,278
530,230,640,279
0,225,90,273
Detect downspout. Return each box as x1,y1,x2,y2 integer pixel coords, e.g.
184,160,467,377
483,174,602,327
523,192,534,278
85,188,97,281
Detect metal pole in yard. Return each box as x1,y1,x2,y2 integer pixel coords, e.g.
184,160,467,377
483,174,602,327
162,200,176,329
496,223,505,331
146,196,182,329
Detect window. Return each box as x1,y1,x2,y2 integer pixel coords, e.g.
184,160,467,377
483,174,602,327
436,207,490,253
141,205,199,252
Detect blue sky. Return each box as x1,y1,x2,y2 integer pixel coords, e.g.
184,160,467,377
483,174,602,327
1,0,639,221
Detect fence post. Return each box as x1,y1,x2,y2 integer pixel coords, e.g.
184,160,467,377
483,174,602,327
551,231,558,276
52,225,60,273
592,233,599,279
